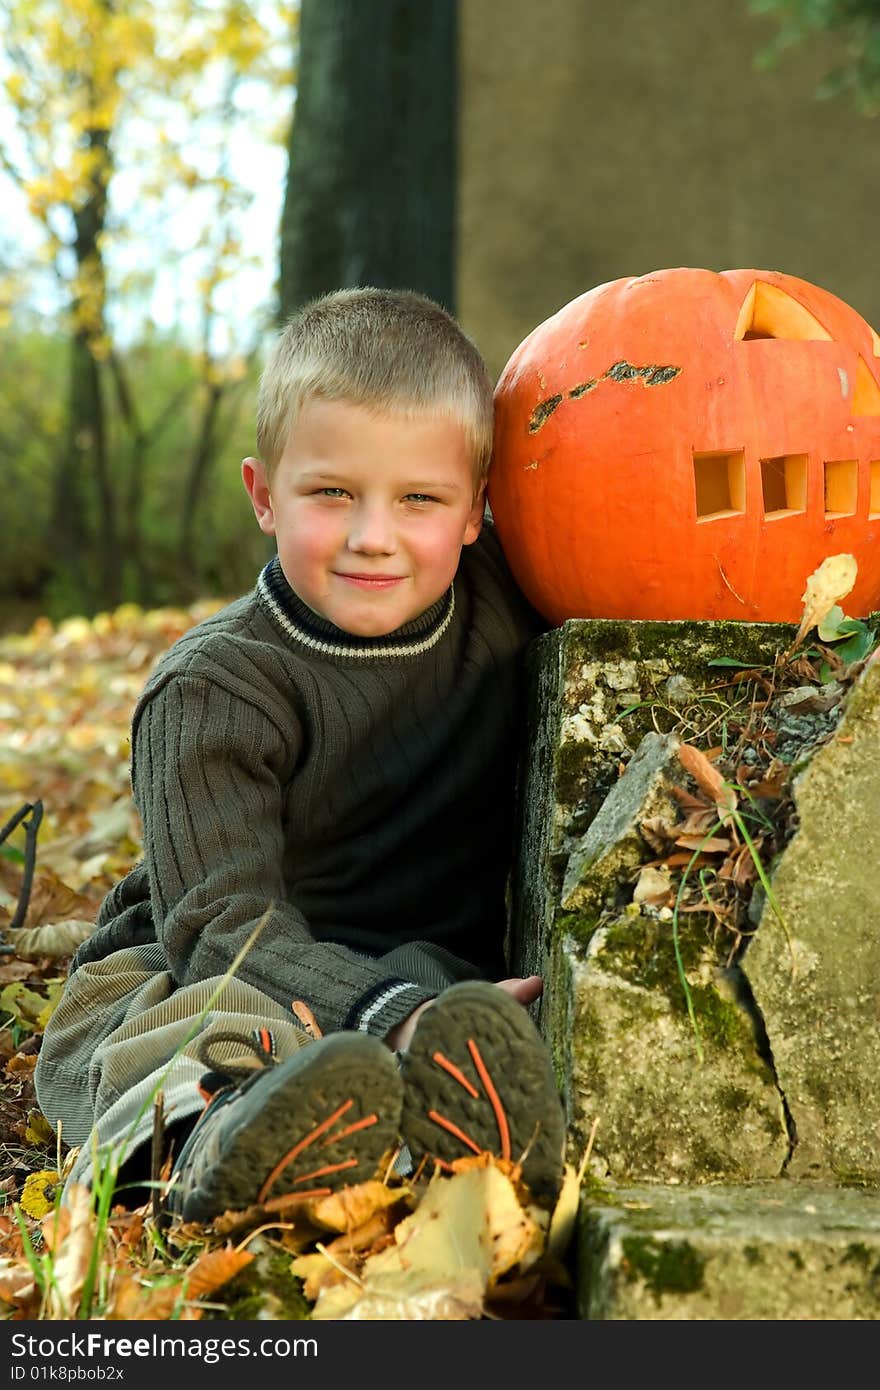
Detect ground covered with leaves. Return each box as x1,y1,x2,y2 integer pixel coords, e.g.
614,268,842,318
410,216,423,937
0,601,580,1321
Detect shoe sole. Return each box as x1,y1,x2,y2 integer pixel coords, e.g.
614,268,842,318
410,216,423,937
176,1032,403,1222
398,981,565,1204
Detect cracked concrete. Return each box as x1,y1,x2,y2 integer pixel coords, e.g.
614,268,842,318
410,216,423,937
510,619,880,1187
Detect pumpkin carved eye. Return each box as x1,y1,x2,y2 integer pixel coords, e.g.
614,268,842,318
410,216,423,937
734,280,832,342
489,267,880,624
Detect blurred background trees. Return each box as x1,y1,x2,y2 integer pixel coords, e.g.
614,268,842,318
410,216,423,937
0,0,294,621
2,0,879,629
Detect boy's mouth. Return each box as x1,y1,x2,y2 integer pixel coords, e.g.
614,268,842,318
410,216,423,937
333,573,405,589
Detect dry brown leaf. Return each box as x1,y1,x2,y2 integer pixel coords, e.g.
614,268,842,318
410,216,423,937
106,1274,182,1322
181,1245,255,1299
305,1179,409,1233
677,744,737,821
19,871,98,932
313,1268,485,1320
791,553,858,652
12,919,95,961
674,834,731,853
0,1257,36,1312
669,785,712,812
639,816,677,853
632,865,674,907
45,1183,95,1318
291,1249,355,1302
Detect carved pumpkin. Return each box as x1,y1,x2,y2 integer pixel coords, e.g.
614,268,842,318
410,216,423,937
488,268,880,623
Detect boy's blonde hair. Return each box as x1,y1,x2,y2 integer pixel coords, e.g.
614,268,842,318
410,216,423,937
256,287,494,488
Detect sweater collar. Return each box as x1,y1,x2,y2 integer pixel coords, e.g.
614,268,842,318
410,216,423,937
256,555,455,659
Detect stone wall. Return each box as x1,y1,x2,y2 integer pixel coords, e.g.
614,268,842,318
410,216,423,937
458,0,880,381
510,620,880,1187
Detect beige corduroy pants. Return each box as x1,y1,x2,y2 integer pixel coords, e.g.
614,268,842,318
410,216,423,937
34,943,314,1190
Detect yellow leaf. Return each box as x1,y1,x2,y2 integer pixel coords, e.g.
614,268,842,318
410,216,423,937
305,1180,408,1233
311,1162,548,1321
25,1109,56,1147
791,553,858,653
20,1170,61,1219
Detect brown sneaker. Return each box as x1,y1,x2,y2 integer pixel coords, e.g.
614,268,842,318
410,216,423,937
398,981,566,1204
167,1029,403,1222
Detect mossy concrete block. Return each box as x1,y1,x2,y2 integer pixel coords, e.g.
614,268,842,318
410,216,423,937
578,1182,880,1319
741,660,880,1183
560,731,680,915
510,617,792,980
551,921,788,1183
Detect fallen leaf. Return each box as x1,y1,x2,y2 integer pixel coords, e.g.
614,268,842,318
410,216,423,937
632,865,674,906
677,744,737,821
20,870,98,931
790,553,858,653
305,1180,410,1233
0,1257,36,1312
546,1162,580,1260
181,1245,255,1299
12,919,94,961
639,816,677,853
45,1183,95,1318
313,1268,485,1320
311,1162,548,1321
19,1170,61,1219
674,834,731,853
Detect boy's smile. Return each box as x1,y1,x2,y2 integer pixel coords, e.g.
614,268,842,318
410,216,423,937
243,397,486,637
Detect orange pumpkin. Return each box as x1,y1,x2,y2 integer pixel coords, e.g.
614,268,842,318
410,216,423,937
488,268,880,623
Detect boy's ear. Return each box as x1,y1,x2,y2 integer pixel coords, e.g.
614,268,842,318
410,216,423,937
242,457,277,536
462,481,487,545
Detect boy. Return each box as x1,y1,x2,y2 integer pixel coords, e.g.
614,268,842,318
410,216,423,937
35,288,566,1221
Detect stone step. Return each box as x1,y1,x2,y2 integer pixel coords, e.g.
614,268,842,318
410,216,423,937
577,1182,880,1319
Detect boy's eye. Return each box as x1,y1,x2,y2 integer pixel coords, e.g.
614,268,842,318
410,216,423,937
405,493,437,504
318,487,349,498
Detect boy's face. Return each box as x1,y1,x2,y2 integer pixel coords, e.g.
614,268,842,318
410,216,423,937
242,397,485,637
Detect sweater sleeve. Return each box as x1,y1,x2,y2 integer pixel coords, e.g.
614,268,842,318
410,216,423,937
132,672,443,1038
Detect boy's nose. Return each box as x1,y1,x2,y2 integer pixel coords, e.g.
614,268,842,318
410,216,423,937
347,503,396,554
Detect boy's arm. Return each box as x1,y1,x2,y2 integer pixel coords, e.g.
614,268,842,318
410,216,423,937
132,673,441,1040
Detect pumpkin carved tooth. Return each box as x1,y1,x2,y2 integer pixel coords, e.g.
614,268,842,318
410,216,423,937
489,266,880,624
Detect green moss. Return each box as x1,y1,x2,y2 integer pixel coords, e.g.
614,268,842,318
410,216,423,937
216,1249,312,1321
553,907,603,947
687,985,750,1050
554,738,594,809
600,914,706,992
621,1235,706,1302
743,1244,763,1265
841,1243,872,1269
558,909,755,1055
716,1084,752,1113
804,1072,833,1108
688,1136,729,1177
561,617,796,675
574,998,606,1046
832,1169,878,1190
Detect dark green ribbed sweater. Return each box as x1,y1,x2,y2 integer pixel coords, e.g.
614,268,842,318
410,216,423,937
72,522,546,1039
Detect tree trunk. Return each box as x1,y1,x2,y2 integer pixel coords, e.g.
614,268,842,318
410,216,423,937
279,0,457,318
50,121,121,611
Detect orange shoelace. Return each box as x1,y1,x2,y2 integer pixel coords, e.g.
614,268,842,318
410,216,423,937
427,1041,511,1161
